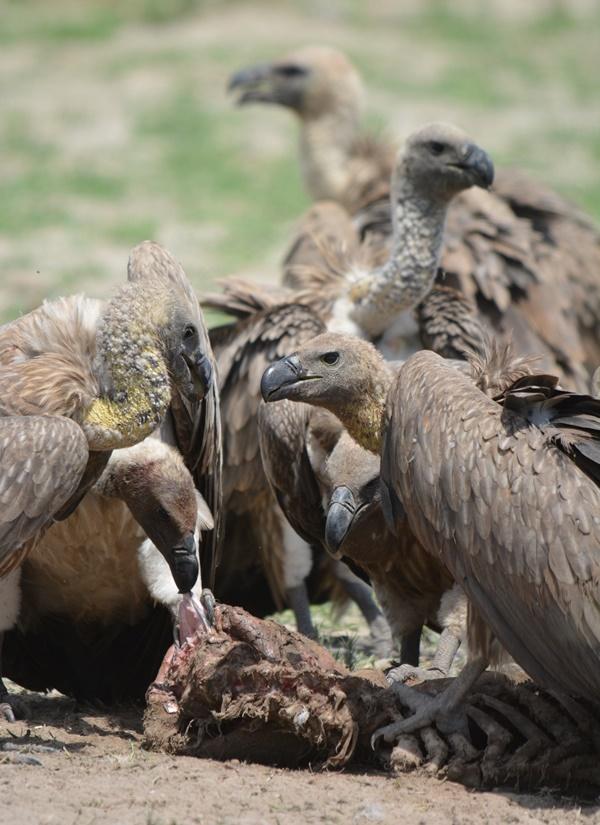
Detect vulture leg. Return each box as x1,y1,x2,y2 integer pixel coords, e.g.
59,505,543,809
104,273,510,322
281,525,318,639
372,657,488,747
387,627,461,684
0,569,25,722
330,559,393,658
285,582,317,639
399,626,422,667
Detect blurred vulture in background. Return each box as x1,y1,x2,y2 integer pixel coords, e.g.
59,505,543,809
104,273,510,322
230,45,600,386
0,242,221,714
262,332,600,745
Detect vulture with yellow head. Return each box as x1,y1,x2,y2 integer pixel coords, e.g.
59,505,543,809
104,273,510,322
0,241,221,716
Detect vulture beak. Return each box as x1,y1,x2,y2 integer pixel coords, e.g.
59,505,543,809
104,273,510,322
460,144,495,189
261,355,316,402
170,532,199,594
184,351,213,401
325,486,357,557
228,63,277,105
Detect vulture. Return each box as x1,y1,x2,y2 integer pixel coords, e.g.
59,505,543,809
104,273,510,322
322,432,465,679
230,46,600,384
206,123,492,643
261,332,600,743
209,302,389,649
205,122,495,363
0,240,221,718
4,437,214,707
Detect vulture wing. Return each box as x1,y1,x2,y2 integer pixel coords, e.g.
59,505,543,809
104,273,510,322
258,401,337,549
127,241,223,589
0,416,89,576
383,350,600,701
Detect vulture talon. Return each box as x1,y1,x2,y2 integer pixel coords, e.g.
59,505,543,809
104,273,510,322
386,664,445,686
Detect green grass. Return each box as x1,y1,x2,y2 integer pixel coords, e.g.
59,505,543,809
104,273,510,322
0,0,598,326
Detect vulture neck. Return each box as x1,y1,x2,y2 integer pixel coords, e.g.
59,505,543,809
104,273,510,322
84,286,171,451
299,109,360,204
349,177,448,337
327,365,393,455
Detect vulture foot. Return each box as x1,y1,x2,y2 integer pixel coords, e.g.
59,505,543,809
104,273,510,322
372,658,487,748
386,664,445,686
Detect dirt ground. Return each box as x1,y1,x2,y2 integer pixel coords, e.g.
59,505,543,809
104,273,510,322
1,687,598,825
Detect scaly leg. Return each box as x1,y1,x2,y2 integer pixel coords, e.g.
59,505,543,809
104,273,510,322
372,657,488,747
0,569,23,721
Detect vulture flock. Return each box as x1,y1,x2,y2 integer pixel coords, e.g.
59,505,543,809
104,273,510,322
2,45,600,785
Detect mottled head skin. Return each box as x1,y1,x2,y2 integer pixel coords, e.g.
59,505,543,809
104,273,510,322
84,242,212,451
349,123,494,336
97,440,201,593
261,332,391,453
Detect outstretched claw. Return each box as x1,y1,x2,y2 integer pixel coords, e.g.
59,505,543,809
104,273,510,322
372,658,487,749
386,664,445,686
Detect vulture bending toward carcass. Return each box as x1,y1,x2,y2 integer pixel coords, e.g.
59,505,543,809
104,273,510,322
209,302,389,649
322,432,465,679
0,241,221,717
3,437,215,705
230,46,600,383
262,332,600,746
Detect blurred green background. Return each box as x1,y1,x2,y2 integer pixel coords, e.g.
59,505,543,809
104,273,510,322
1,0,599,323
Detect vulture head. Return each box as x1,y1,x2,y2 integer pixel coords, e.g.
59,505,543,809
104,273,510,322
397,122,494,202
125,241,214,405
261,332,384,406
98,440,208,594
228,46,364,122
261,333,389,452
324,434,383,558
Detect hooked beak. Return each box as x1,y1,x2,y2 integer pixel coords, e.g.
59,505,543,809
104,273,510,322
184,351,213,401
261,355,316,402
460,144,495,189
228,63,277,105
170,532,199,594
325,486,357,557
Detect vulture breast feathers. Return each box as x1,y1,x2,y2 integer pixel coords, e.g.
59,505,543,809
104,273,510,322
383,349,600,701
0,241,221,586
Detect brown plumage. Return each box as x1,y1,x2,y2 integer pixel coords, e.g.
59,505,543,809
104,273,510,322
0,241,219,578
230,46,600,384
262,332,600,739
205,122,493,364
0,241,221,717
323,433,463,672
5,437,213,703
210,303,326,615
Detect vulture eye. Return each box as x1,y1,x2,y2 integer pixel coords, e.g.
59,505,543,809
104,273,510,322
157,506,169,521
275,64,306,78
428,141,446,156
320,352,340,366
183,324,196,340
